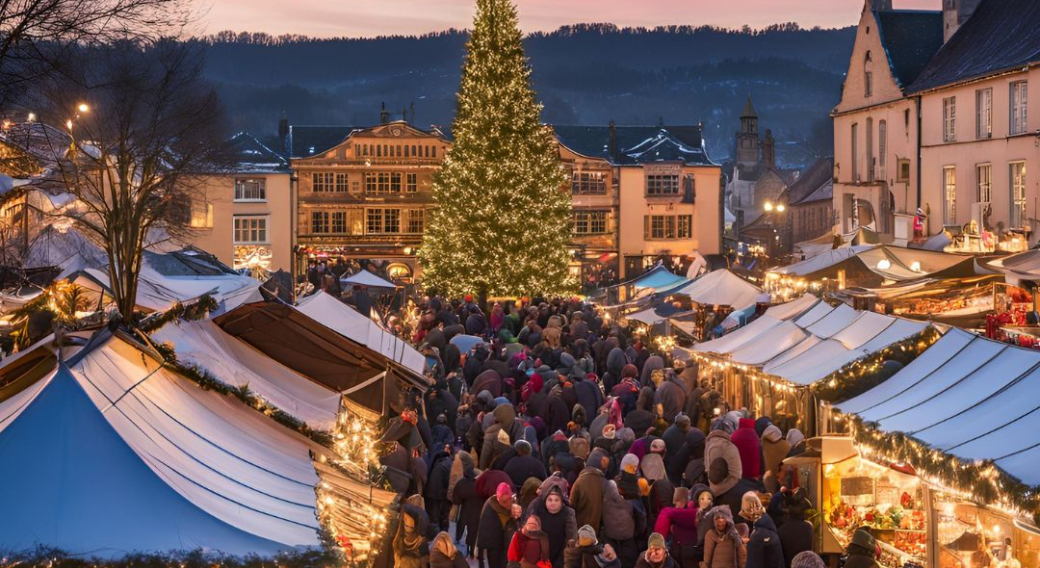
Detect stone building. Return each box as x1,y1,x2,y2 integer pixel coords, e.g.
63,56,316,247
788,157,835,245
834,0,1038,251
288,121,450,282
554,125,723,280
727,96,794,228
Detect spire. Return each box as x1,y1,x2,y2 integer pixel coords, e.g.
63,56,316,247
741,95,757,119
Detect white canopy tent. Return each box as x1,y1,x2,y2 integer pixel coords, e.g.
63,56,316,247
152,320,343,431
295,291,424,373
695,297,929,386
0,332,355,556
836,328,1040,486
71,265,262,314
662,269,762,310
340,270,397,288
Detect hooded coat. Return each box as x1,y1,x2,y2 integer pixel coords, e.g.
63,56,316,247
705,430,742,492
505,452,548,488
746,514,785,568
476,495,519,553
760,426,791,491
601,480,638,541
449,455,483,551
481,404,525,470
640,356,665,387
570,465,605,532
654,377,687,423
430,532,468,568
703,506,747,568
574,377,604,428
674,429,707,487
526,487,577,567
730,419,761,480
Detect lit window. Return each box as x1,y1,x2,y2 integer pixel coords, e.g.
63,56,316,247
943,97,956,143
1010,81,1029,136
943,166,956,224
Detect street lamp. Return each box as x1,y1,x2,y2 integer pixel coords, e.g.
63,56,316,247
77,103,90,113
776,203,786,213
764,201,774,212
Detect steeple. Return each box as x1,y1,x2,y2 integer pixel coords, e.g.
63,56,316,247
741,95,757,119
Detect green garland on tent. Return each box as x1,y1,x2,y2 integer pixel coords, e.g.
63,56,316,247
848,414,1040,527
151,341,333,447
2,544,341,568
811,326,941,403
138,294,219,332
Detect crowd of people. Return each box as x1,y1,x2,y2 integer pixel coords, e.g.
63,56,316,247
377,295,881,568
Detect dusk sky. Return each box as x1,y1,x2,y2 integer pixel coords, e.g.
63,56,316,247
201,0,941,38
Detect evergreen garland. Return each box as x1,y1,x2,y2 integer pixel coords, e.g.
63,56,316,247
811,326,942,402
152,341,333,447
419,0,574,298
848,415,1040,526
138,294,219,332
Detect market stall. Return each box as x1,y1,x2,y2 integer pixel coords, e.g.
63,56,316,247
811,326,1040,568
685,296,931,433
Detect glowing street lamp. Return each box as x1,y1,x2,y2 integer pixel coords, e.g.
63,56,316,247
764,201,774,212
77,103,90,113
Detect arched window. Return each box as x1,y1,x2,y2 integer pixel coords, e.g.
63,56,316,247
864,51,873,97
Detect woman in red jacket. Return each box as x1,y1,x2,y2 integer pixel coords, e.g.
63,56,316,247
508,514,551,568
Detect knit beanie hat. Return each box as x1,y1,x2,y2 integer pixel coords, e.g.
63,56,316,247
791,551,827,568
622,364,639,379
650,438,666,454
621,453,640,474
577,525,598,547
648,532,666,550
496,482,513,499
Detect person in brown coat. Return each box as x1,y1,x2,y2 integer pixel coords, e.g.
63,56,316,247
570,448,609,532
702,505,747,568
760,425,791,493
430,531,469,568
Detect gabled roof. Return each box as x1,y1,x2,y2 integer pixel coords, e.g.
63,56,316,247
788,157,834,205
286,125,362,159
552,125,714,166
908,0,1040,93
873,9,944,90
224,132,288,172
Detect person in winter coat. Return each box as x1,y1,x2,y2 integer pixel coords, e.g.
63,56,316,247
570,448,608,532
393,502,431,568
426,448,454,532
601,479,643,567
641,356,665,387
692,484,715,559
482,404,525,470
573,374,604,428
450,452,483,556
476,482,522,568
636,532,677,568
654,371,687,423
520,477,543,514
777,489,814,567
676,428,707,487
662,415,692,482
746,514,784,568
617,453,649,499
760,425,791,493
508,514,552,568
737,492,764,530
526,485,577,568
654,487,700,568
705,424,742,483
844,529,880,568
505,439,548,487
701,505,747,568
708,458,760,521
430,531,469,568
730,418,761,480
564,525,621,568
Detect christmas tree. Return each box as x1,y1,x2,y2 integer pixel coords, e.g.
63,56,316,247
419,0,573,299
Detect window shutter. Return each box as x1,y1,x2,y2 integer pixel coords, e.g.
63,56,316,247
644,215,649,240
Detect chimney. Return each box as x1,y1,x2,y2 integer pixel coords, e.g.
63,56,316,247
762,129,776,169
608,120,618,162
409,102,415,124
380,102,389,124
944,0,981,43
277,112,288,153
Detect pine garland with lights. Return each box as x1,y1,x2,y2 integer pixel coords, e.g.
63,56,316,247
419,0,573,298
811,326,941,403
846,414,1040,526
138,294,219,332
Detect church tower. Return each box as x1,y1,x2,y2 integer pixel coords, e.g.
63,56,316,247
736,95,760,169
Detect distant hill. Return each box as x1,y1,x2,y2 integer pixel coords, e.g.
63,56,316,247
197,23,855,168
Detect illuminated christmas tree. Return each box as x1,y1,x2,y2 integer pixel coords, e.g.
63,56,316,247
420,0,573,298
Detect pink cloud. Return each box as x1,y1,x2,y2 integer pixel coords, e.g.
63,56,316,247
201,0,941,38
